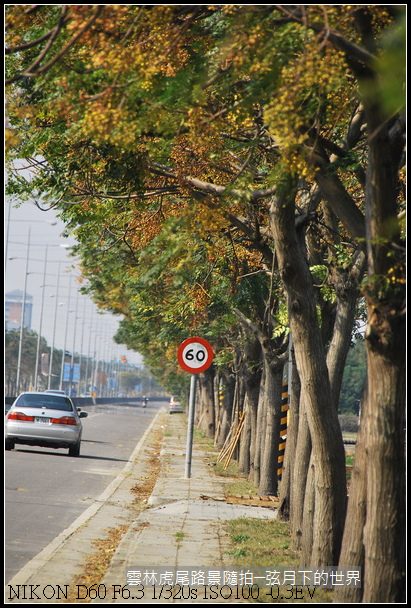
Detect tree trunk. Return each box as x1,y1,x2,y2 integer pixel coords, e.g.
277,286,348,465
233,310,287,493
247,387,260,485
289,396,311,551
252,364,266,488
239,340,262,475
326,251,367,407
362,309,406,602
258,358,284,496
196,368,215,438
238,395,251,474
278,351,300,521
270,179,347,567
334,383,368,603
357,82,406,601
300,454,315,567
214,369,235,448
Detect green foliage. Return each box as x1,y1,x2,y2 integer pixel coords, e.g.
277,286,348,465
5,5,405,397
5,328,62,394
310,264,336,303
373,9,406,116
339,340,367,415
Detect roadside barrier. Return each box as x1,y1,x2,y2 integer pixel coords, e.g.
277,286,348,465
277,383,288,479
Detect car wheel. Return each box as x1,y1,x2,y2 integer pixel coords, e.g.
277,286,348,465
5,438,15,450
68,440,81,457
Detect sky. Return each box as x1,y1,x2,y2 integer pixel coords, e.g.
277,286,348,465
5,196,143,368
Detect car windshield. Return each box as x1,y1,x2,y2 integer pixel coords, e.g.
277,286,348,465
15,394,74,412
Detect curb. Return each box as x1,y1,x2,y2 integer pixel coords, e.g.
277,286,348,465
6,408,165,589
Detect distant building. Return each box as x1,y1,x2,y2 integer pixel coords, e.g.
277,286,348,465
5,290,33,331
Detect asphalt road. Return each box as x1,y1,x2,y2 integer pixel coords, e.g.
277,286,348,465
5,400,164,584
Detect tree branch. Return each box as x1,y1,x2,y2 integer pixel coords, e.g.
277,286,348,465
233,309,261,339
149,163,277,200
6,30,56,54
6,6,103,85
274,5,376,68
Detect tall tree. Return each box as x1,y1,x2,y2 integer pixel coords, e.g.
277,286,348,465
270,178,347,565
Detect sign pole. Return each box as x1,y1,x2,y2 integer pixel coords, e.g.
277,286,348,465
177,336,214,480
185,373,197,479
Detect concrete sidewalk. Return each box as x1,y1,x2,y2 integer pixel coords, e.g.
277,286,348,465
5,408,277,604
96,411,278,603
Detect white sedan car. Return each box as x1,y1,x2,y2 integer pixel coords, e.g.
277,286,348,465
5,392,88,457
169,397,184,414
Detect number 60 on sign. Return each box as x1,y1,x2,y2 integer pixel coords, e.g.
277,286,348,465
177,337,214,374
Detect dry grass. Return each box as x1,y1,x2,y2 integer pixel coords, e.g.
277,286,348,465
64,422,165,603
226,518,334,603
211,457,334,603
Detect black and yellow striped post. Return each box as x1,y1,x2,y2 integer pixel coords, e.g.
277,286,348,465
219,383,225,410
215,381,225,443
277,383,289,480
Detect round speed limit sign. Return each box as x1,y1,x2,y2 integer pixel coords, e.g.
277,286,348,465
177,337,214,374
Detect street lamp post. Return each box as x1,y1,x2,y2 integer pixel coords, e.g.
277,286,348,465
48,262,61,389
77,298,87,396
15,228,31,393
68,289,80,396
59,277,72,391
4,213,57,279
34,245,48,390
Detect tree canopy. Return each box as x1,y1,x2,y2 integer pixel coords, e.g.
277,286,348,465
6,5,405,375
